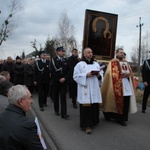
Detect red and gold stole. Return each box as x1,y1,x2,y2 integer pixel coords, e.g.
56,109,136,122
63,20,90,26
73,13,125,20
111,60,124,114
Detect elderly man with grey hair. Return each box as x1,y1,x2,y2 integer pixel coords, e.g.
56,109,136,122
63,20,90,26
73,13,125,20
0,80,12,112
0,85,43,150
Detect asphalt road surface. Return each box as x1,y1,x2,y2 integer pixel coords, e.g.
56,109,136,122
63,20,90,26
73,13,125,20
30,93,150,150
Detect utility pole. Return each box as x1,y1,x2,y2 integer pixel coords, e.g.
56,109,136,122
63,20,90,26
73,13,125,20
136,17,144,76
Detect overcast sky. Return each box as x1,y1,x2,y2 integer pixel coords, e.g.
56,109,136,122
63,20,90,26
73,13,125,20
0,0,150,60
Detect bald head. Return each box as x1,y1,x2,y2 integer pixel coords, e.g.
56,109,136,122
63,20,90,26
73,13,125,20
83,47,93,61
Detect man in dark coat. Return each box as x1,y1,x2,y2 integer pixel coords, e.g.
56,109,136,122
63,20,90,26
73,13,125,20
67,48,80,108
24,58,34,94
142,59,150,113
13,56,25,85
0,85,43,150
34,51,50,111
50,46,69,119
1,56,14,83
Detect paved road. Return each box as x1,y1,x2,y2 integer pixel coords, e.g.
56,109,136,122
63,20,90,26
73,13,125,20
30,93,150,150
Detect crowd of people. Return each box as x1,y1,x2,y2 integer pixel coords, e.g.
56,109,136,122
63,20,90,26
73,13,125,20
0,46,149,149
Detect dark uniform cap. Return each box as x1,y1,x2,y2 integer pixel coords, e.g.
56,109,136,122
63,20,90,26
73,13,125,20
39,51,46,56
56,46,65,52
16,56,21,60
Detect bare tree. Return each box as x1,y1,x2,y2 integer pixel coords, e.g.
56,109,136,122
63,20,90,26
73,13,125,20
131,47,138,63
131,31,150,64
0,0,22,46
57,11,77,56
141,31,150,62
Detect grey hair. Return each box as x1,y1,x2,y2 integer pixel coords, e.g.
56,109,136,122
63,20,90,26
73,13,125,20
8,85,28,105
0,75,6,84
0,81,13,96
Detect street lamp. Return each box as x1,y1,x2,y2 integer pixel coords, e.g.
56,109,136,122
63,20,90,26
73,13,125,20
136,17,144,75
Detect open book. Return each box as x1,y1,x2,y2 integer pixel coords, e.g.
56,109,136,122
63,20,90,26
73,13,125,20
90,65,106,75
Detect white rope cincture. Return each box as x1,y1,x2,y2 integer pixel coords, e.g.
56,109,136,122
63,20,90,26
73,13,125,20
36,60,44,73
52,58,62,73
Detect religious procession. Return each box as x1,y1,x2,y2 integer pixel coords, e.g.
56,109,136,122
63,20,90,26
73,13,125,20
0,7,150,150
0,46,143,128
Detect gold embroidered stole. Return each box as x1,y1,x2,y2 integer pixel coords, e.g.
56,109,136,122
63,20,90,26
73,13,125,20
111,61,124,114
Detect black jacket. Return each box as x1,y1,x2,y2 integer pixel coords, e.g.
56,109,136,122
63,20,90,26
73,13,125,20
24,63,34,86
142,59,150,85
34,59,50,84
13,62,25,85
67,55,79,83
0,104,43,150
50,56,69,85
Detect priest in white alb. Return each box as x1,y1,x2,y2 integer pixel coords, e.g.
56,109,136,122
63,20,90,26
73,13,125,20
73,47,102,134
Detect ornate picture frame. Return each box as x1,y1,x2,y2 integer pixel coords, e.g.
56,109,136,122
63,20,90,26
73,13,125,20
83,9,118,60
119,61,130,74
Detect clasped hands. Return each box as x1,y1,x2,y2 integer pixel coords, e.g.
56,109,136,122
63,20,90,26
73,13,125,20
121,73,130,78
59,78,65,83
144,82,148,87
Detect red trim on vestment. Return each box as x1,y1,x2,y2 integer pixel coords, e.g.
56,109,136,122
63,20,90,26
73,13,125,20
111,61,124,114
